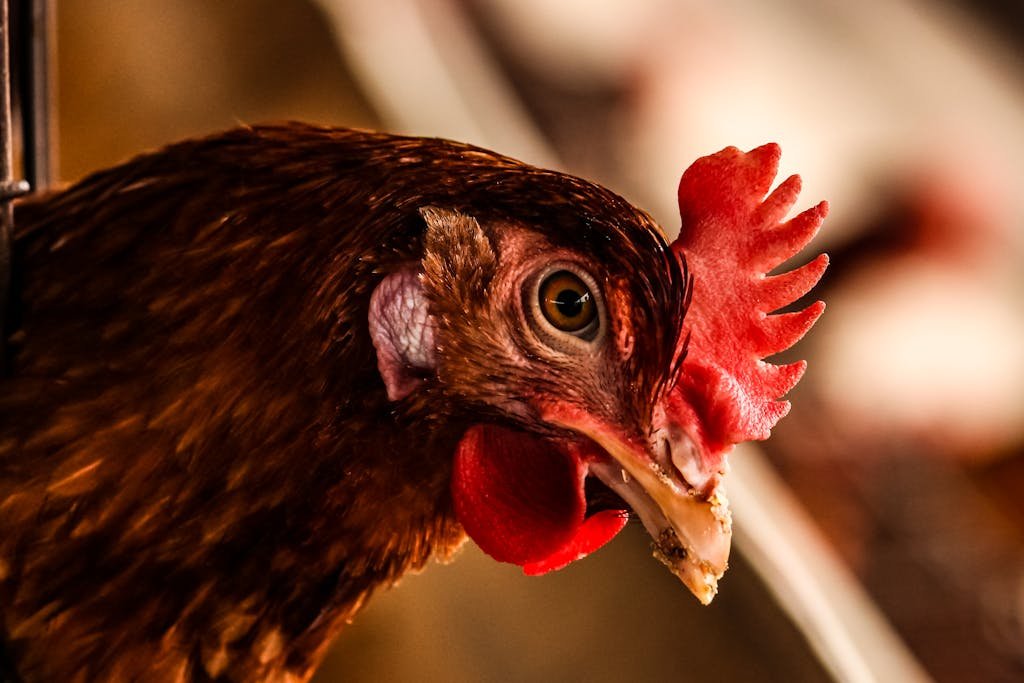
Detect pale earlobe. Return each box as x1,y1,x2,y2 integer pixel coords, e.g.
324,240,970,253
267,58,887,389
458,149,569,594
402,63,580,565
368,266,437,401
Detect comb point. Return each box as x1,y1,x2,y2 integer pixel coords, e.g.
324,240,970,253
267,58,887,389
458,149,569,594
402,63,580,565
756,174,802,229
760,359,808,399
760,254,829,313
755,201,829,272
757,300,826,356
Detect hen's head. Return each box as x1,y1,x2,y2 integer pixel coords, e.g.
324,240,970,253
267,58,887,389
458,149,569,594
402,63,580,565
370,143,826,603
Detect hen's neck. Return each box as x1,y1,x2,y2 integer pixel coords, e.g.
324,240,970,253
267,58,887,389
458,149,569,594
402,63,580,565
1,374,465,680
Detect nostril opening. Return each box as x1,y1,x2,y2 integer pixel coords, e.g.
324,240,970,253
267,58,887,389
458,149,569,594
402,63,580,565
653,430,687,483
653,426,714,495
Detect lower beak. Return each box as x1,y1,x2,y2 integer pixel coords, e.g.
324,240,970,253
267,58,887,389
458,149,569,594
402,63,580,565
544,407,732,604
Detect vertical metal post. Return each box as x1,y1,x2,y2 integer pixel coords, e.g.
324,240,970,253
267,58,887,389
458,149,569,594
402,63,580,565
18,0,55,191
0,0,34,372
0,0,15,372
0,0,15,205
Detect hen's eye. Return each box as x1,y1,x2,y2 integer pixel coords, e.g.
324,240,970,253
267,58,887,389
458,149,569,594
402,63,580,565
539,270,597,335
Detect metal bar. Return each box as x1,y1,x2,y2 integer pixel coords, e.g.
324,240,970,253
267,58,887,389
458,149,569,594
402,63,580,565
0,0,14,373
18,0,55,191
0,0,15,202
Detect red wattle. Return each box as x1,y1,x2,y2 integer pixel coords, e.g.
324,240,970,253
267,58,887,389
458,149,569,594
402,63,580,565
521,510,627,575
451,424,627,572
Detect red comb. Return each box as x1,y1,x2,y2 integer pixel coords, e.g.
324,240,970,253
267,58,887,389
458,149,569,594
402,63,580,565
668,144,828,470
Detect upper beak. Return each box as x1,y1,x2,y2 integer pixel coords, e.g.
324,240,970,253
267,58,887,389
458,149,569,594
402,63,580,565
543,406,732,604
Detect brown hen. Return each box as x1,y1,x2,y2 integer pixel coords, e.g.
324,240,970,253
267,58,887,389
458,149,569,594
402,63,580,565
0,123,825,681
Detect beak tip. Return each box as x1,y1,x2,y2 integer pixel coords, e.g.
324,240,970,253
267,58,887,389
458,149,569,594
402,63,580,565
651,527,729,605
693,583,719,606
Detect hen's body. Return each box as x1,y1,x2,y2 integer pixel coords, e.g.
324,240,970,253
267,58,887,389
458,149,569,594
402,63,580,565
0,124,675,681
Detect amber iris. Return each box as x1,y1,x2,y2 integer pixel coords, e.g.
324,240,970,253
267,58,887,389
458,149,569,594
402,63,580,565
539,270,597,333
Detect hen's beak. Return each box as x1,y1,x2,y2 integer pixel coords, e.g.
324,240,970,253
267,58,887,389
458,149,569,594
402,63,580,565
544,406,731,604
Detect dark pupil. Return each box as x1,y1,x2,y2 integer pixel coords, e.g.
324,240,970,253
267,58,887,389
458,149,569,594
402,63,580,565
555,288,586,318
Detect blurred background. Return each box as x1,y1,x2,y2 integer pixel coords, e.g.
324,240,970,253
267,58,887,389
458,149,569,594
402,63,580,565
43,0,1024,680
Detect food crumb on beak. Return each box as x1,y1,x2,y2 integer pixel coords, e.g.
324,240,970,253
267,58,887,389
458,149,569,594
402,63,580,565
653,527,688,562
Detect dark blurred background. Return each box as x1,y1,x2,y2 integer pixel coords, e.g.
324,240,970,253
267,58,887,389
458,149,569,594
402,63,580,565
48,1,1024,680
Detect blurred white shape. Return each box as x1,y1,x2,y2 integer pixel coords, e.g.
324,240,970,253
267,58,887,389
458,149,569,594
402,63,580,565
820,258,1024,458
474,0,681,85
813,150,1024,459
315,0,556,167
731,445,931,683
